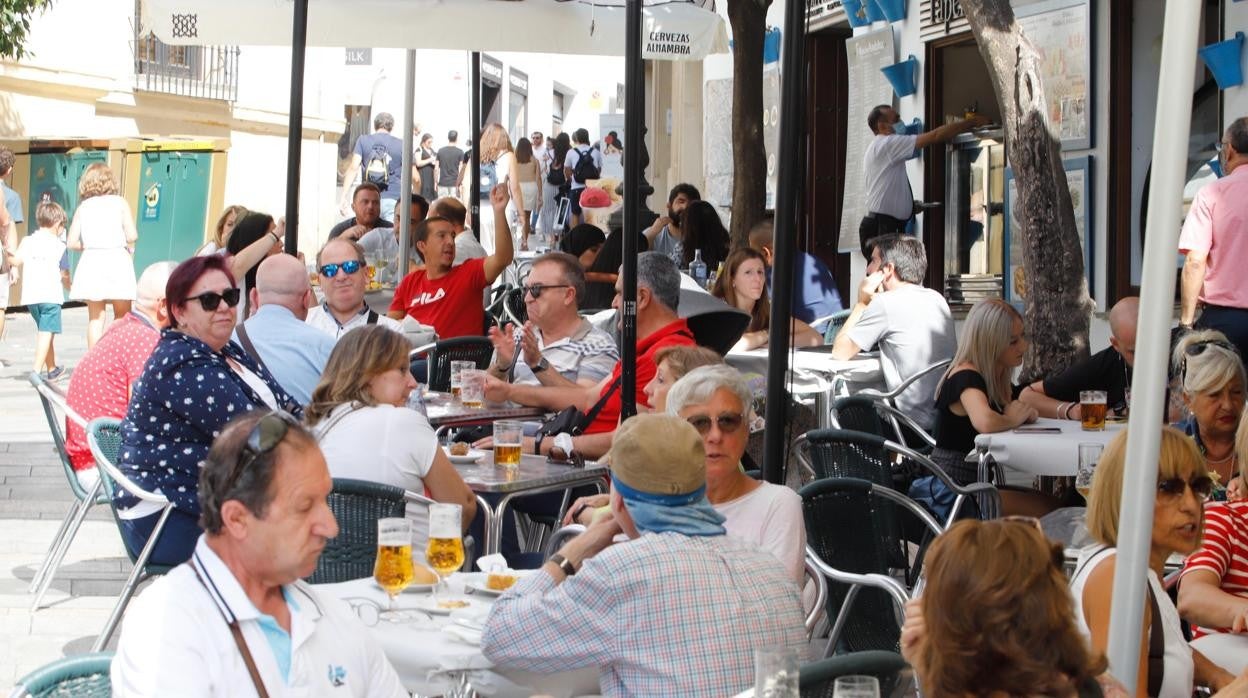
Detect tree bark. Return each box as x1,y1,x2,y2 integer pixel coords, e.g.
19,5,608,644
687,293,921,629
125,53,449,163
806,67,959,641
726,0,771,249
961,0,1093,382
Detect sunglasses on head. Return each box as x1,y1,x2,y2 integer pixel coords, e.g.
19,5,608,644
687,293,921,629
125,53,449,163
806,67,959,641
319,260,363,278
189,287,241,311
222,411,299,494
1181,339,1241,383
1157,475,1214,501
523,283,571,299
685,412,745,436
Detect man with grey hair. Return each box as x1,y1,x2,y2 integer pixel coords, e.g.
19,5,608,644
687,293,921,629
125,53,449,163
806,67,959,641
485,251,618,388
112,411,407,696
233,254,335,406
65,261,176,488
483,251,695,458
341,111,408,222
832,234,956,430
306,237,404,340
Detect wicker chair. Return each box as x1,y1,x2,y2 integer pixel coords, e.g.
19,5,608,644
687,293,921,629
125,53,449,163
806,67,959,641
10,651,114,698
814,308,853,344
87,418,176,653
27,372,110,612
798,650,910,698
409,336,495,391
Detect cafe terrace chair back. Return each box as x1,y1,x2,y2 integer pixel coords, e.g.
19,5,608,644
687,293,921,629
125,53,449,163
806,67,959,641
800,477,941,657
9,651,114,698
408,336,495,390
26,372,109,612
86,417,175,653
853,359,950,451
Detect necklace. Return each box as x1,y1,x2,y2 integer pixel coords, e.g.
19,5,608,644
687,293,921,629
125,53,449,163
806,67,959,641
1207,451,1237,466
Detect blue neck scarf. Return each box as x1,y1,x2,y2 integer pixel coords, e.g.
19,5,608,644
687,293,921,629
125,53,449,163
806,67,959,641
614,479,727,537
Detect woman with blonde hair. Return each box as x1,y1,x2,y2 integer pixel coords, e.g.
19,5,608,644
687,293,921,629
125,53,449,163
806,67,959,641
67,162,138,347
196,204,248,256
1171,330,1245,495
1072,427,1244,696
308,325,476,546
902,518,1126,697
711,247,822,351
930,298,1037,484
480,123,524,250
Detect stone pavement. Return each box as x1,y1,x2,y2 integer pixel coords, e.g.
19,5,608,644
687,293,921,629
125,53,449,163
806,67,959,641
0,305,133,685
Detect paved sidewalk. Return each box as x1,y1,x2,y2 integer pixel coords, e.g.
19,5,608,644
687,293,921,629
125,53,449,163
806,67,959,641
0,306,134,684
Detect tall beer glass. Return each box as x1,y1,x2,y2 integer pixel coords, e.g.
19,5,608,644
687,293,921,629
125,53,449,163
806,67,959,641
425,503,464,600
374,518,414,615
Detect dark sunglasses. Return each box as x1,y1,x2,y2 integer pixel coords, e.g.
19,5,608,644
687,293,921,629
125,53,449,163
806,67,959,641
189,287,241,311
685,412,746,436
1182,339,1241,382
1157,475,1214,501
222,411,299,493
523,283,571,299
319,260,363,278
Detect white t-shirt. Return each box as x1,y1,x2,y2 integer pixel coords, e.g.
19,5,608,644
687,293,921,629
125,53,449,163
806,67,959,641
313,403,439,547
715,481,806,585
846,283,956,431
17,230,66,306
454,230,488,266
863,134,918,220
563,145,603,190
305,303,404,342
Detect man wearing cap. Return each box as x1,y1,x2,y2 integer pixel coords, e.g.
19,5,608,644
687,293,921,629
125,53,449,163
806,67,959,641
481,414,807,697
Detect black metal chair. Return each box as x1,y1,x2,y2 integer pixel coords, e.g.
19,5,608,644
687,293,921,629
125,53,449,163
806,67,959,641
814,308,853,344
409,336,495,390
852,359,951,452
800,477,942,657
312,478,412,584
11,651,114,697
798,650,911,698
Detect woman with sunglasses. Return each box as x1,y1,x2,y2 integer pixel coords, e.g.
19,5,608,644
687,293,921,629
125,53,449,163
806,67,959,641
902,518,1128,697
1073,427,1242,696
307,325,477,545
711,247,822,351
1172,331,1246,498
115,255,301,566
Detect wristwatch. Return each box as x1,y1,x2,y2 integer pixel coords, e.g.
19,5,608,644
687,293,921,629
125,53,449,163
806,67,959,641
549,552,577,577
530,357,550,374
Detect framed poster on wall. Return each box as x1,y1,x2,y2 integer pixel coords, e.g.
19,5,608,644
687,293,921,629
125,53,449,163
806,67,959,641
1015,0,1094,150
1003,155,1094,308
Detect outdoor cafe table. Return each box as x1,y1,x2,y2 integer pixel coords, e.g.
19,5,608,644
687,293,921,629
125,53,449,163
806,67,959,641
724,348,883,429
423,391,546,430
316,572,599,697
455,451,611,556
973,417,1126,478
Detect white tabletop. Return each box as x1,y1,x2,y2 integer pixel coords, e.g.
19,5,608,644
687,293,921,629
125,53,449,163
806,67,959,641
974,417,1126,477
317,573,598,697
725,348,883,396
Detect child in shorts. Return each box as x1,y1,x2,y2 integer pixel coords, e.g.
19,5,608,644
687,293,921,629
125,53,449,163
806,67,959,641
15,201,70,378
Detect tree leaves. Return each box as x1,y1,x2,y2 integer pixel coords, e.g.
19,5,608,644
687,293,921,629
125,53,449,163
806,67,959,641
0,0,53,60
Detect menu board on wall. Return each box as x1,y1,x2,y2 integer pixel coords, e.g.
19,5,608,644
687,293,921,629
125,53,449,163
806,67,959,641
1015,0,1092,149
838,28,896,253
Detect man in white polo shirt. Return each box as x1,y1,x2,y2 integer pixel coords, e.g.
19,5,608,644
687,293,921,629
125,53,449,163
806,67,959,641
306,237,403,341
111,411,406,697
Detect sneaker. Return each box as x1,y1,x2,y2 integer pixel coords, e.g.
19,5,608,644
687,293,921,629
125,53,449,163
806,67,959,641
43,366,64,380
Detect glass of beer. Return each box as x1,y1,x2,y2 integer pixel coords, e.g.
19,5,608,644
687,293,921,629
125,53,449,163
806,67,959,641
425,503,465,600
460,369,486,408
493,420,524,469
1075,443,1103,500
373,518,414,616
1080,390,1108,431
449,361,474,400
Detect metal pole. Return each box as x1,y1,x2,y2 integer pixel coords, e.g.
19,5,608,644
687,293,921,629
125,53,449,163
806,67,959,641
1106,2,1201,691
282,0,309,253
470,52,482,238
399,50,416,267
762,0,805,485
621,0,643,420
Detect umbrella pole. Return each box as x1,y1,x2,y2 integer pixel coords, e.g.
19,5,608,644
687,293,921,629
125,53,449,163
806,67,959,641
762,0,806,485
620,0,643,421
471,52,482,237
283,0,309,252
1106,2,1201,690
399,50,416,264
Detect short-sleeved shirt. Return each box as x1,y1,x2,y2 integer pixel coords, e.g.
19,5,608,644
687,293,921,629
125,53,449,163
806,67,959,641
649,225,683,268
495,319,619,387
389,257,488,339
65,312,161,472
788,250,843,324
715,482,806,585
584,318,696,434
17,230,66,306
353,131,406,199
436,145,464,186
1182,501,1248,638
328,216,391,240
454,230,488,266
863,133,918,220
846,284,956,430
1042,346,1131,413
1179,166,1248,308
563,145,603,191
933,369,1000,454
3,182,23,225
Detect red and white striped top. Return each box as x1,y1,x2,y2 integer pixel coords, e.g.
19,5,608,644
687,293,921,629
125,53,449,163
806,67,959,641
1182,500,1248,638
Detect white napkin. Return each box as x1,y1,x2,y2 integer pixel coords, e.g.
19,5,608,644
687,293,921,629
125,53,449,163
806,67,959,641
476,553,509,572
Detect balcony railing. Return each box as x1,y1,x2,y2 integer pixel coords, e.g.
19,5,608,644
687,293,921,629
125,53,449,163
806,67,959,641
132,30,239,102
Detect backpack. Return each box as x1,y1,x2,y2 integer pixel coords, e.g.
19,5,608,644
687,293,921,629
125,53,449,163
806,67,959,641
547,157,567,187
572,146,600,183
364,141,391,187
478,160,497,199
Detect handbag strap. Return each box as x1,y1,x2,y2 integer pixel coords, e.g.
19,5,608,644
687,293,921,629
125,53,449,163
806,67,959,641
1145,581,1165,697
190,560,271,698
234,323,271,376
577,376,621,434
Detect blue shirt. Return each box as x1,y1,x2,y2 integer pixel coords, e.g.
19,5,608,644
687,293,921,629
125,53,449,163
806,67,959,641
3,183,23,225
769,250,843,325
117,330,301,515
233,305,335,406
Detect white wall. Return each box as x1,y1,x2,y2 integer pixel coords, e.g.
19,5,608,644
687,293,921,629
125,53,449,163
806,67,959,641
1225,2,1248,121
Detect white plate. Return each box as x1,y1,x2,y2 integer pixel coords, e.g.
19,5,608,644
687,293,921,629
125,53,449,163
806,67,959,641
371,579,437,595
445,448,486,464
465,570,532,596
413,596,477,615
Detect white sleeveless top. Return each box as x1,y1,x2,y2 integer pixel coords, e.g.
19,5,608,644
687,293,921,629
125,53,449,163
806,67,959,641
1069,546,1193,698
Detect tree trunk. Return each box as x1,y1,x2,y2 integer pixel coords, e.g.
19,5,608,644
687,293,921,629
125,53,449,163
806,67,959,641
726,0,771,249
961,0,1093,382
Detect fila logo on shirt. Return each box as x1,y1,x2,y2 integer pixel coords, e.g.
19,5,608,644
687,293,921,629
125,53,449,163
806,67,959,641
408,288,446,307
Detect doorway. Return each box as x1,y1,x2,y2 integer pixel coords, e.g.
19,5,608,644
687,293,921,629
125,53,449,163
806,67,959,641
804,26,852,304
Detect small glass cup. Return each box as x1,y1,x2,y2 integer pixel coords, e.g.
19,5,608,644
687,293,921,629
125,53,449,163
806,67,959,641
493,420,524,469
755,647,800,698
1076,442,1103,500
460,369,486,408
833,675,880,698
449,360,474,400
1080,390,1108,431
